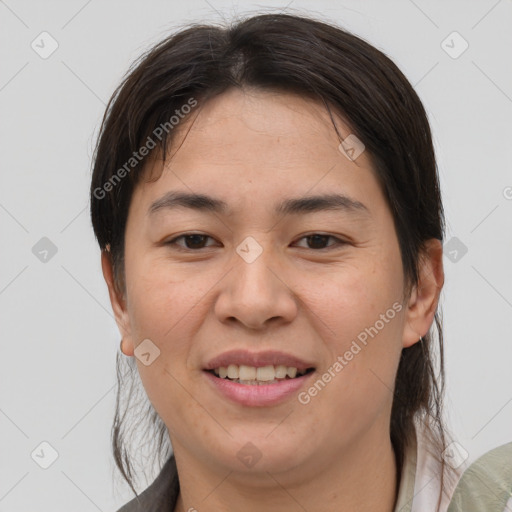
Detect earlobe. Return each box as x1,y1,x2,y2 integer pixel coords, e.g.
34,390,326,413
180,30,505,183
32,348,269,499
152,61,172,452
101,250,134,356
402,238,444,348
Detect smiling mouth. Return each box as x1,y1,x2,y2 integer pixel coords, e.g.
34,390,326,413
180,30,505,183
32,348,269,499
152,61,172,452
206,364,315,385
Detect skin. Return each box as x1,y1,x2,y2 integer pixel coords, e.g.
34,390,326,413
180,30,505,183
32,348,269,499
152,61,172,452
102,88,444,512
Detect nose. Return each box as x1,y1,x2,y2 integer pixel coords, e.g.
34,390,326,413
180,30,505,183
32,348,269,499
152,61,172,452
214,246,298,330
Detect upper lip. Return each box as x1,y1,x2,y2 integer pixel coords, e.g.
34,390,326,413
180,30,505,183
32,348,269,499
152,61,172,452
203,350,315,372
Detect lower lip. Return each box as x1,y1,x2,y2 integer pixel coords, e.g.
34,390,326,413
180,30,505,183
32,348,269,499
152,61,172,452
203,370,314,407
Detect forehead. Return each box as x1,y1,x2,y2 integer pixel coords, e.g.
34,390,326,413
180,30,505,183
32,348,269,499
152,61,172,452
133,88,387,221
173,88,351,165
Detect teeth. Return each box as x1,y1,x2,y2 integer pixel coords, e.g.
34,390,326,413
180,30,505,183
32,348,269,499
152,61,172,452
287,367,297,378
275,365,287,378
256,365,275,381
227,364,239,379
239,365,256,380
212,364,308,382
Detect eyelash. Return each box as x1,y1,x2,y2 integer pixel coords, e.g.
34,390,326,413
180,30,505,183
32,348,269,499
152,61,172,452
165,233,348,251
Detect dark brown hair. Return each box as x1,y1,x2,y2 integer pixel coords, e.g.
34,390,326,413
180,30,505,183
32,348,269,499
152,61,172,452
91,12,448,507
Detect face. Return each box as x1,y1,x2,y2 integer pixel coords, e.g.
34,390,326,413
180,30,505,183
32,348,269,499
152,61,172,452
107,88,433,480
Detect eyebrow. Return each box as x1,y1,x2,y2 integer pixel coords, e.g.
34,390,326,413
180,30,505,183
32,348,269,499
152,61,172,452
148,191,370,218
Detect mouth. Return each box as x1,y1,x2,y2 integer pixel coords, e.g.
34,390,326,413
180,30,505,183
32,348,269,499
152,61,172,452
202,350,316,406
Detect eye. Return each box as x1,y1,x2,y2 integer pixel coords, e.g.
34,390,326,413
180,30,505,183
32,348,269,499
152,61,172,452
164,232,347,251
293,234,347,250
165,233,218,250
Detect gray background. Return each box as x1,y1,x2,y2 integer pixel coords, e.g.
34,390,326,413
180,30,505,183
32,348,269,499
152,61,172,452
1,0,511,510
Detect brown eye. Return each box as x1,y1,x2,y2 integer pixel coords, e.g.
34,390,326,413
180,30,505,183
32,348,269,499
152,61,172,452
306,234,330,249
183,234,209,249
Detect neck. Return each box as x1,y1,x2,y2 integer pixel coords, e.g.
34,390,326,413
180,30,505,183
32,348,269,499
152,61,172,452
173,428,398,512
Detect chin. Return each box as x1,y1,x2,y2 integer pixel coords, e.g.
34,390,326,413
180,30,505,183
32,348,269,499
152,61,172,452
208,433,308,475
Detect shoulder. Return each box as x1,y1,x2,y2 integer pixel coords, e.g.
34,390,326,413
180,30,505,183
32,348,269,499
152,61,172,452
115,456,180,512
447,442,512,512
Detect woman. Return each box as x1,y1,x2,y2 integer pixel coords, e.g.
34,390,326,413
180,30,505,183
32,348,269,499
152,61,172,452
91,13,457,511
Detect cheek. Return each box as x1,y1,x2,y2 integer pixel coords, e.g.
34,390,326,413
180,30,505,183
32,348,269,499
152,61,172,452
299,320,403,453
301,255,402,335
299,257,404,410
125,255,204,341
124,266,205,423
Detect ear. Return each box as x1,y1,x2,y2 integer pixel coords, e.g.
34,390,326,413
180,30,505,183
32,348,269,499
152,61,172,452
402,238,444,348
101,250,134,356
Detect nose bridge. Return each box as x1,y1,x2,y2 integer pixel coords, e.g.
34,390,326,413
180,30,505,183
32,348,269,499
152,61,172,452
236,243,278,297
214,236,297,328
